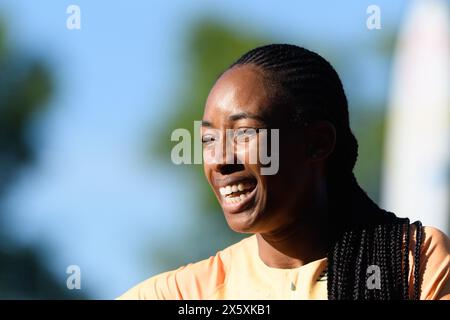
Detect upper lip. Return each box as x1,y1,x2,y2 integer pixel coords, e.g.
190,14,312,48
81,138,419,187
213,175,257,189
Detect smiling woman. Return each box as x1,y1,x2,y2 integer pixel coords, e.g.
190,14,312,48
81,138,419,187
118,44,450,300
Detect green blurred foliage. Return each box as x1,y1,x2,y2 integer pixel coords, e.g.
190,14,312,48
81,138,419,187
352,108,387,202
0,21,86,299
150,19,395,272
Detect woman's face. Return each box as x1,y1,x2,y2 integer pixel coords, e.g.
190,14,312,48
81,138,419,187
202,64,316,234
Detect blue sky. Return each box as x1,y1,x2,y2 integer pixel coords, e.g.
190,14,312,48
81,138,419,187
0,0,407,298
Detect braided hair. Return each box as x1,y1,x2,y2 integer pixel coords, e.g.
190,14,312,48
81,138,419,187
228,44,424,300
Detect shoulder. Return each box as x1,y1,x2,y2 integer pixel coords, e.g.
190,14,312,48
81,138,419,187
422,226,450,250
117,235,256,300
410,224,450,260
409,224,450,300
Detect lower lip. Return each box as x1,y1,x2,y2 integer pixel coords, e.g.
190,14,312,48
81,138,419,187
220,185,258,214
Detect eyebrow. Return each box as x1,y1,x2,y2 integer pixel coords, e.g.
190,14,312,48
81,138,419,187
201,112,265,127
228,112,265,122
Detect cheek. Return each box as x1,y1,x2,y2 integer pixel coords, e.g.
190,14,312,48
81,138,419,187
278,137,309,176
265,153,310,204
202,141,227,166
203,161,214,186
202,147,215,165
235,139,260,165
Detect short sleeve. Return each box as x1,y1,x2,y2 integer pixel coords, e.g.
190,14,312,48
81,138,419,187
116,267,184,300
410,226,450,300
117,249,229,300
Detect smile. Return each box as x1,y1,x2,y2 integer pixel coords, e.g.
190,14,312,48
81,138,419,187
217,180,257,213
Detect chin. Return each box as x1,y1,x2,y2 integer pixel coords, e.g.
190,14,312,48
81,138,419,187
223,207,263,234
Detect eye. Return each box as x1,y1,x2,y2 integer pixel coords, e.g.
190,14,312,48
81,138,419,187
201,134,216,146
234,128,258,143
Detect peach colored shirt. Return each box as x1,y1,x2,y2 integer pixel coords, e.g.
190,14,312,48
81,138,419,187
118,225,450,300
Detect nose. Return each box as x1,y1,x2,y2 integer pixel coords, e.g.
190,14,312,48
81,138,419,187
208,131,245,175
215,162,245,175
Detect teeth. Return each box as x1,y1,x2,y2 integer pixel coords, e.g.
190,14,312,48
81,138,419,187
225,196,246,204
219,182,255,198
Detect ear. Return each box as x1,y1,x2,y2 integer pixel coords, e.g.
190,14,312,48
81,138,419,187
304,120,336,162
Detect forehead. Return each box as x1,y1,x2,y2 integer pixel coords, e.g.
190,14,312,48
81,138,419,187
203,64,275,122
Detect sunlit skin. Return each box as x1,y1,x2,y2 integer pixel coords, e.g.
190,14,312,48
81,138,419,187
202,64,337,268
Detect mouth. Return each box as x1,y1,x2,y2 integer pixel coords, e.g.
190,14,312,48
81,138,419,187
217,179,257,214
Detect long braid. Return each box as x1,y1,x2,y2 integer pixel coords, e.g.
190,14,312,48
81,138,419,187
339,230,355,299
373,225,380,300
413,221,423,300
329,219,417,300
328,235,341,300
402,219,411,299
379,224,390,300
353,229,366,299
393,221,404,298
363,226,374,300
229,44,424,300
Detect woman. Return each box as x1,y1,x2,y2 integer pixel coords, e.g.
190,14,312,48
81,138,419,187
119,44,450,300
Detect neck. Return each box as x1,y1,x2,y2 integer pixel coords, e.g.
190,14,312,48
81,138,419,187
256,173,386,269
256,177,329,269
256,224,328,269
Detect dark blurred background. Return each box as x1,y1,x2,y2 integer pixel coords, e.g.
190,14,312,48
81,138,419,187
0,0,448,299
